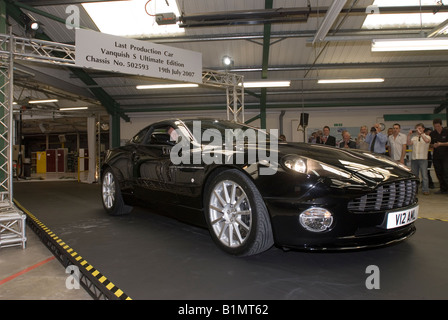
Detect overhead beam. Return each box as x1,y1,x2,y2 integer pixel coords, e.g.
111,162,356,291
122,96,444,113
17,0,131,6
179,7,310,27
434,101,447,114
433,94,448,124
141,28,434,44
85,59,448,76
427,18,448,38
313,0,347,43
384,113,445,121
8,0,68,26
14,63,95,99
178,5,448,28
111,86,448,103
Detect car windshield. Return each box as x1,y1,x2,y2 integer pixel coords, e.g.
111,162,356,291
182,119,270,142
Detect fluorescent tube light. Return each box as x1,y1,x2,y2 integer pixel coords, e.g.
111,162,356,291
28,99,58,104
136,83,199,89
318,78,384,84
59,107,88,111
362,0,448,30
239,81,291,88
372,38,448,51
82,0,184,37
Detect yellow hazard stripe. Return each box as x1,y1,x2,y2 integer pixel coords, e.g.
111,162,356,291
13,199,132,300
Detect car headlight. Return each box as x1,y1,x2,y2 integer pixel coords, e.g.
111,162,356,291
282,155,352,179
284,157,307,173
299,207,333,232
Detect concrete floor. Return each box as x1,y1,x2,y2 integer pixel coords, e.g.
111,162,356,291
0,225,92,300
2,179,448,300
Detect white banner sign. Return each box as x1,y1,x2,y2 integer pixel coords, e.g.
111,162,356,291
75,29,202,83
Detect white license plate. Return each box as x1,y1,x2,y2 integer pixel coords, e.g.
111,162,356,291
386,205,419,229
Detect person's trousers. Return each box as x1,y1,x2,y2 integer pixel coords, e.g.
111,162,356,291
411,159,429,192
433,156,448,192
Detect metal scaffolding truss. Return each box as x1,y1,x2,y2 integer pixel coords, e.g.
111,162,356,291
0,205,26,249
0,34,75,66
0,33,245,121
0,33,245,251
202,69,245,123
0,65,11,201
0,32,27,250
0,33,15,205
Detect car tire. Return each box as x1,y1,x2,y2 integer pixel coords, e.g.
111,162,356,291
101,167,133,216
204,169,274,256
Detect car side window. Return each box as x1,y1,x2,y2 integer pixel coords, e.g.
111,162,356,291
129,127,150,145
148,125,177,146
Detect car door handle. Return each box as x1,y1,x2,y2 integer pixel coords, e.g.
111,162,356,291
132,152,140,162
162,146,171,155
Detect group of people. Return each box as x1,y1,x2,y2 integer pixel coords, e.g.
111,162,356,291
309,119,448,195
308,126,360,149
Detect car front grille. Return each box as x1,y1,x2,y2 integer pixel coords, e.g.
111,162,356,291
348,179,418,213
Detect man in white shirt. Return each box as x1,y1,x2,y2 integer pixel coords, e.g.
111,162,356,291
388,123,407,164
407,123,431,195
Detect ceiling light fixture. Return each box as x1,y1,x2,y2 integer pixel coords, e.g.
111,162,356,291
59,107,88,111
222,55,234,67
239,81,291,88
82,0,184,37
29,21,40,31
371,38,448,51
28,99,58,104
25,20,42,36
362,0,448,31
136,83,199,89
318,78,385,84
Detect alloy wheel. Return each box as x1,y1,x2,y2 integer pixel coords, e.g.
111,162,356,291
102,171,116,209
208,180,252,248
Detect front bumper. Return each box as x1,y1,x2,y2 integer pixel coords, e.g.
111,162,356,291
265,197,417,251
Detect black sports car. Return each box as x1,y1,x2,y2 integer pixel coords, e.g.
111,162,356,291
101,118,419,256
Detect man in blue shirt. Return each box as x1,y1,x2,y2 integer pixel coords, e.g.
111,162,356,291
365,123,388,154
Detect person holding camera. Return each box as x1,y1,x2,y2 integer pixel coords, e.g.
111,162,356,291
407,123,431,195
365,123,388,154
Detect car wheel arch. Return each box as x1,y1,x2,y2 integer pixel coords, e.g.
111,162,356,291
101,164,125,186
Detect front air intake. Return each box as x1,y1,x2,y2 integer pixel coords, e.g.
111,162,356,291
348,180,418,213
